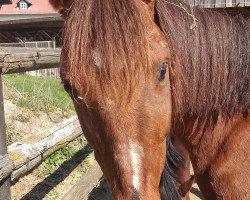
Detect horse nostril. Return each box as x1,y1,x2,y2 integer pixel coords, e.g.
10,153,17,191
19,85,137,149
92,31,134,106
132,187,140,200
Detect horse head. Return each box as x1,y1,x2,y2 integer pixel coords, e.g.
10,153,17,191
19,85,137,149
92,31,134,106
50,0,189,199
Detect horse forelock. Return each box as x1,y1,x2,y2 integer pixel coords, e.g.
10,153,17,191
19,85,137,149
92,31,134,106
155,0,250,120
61,0,151,103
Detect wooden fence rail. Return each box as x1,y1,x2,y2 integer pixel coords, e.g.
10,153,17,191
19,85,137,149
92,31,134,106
0,116,82,182
62,157,103,200
0,49,61,74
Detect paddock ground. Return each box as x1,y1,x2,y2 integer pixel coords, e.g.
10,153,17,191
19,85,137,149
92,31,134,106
88,178,203,200
62,158,204,200
87,163,204,200
87,164,203,200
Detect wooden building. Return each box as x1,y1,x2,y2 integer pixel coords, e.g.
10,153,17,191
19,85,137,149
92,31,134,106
183,0,250,7
0,0,57,21
0,0,62,44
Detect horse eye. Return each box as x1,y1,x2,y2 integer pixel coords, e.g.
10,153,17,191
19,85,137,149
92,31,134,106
158,66,167,81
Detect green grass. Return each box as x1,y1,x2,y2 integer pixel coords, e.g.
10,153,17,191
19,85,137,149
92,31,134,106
40,136,92,176
6,123,21,145
3,74,74,112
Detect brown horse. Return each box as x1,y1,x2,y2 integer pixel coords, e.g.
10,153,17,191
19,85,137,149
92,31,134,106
50,0,250,199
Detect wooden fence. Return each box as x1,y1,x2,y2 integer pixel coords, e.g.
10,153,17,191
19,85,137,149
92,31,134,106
0,41,56,49
0,43,60,78
2,116,82,182
183,0,250,7
0,42,104,200
0,48,63,199
0,48,61,74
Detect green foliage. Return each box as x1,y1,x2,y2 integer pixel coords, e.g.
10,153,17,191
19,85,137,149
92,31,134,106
6,124,20,145
2,74,74,112
42,146,77,176
40,137,90,176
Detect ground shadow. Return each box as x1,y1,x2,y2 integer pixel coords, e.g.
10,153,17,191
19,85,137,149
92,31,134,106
191,187,204,199
88,178,113,200
88,179,204,200
20,144,93,200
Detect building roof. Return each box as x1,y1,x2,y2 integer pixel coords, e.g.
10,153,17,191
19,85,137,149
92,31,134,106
0,0,12,5
0,0,56,14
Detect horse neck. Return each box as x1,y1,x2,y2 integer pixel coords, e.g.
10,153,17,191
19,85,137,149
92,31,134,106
156,0,250,120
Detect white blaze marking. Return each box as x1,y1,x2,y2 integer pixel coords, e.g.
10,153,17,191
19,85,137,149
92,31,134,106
130,143,142,190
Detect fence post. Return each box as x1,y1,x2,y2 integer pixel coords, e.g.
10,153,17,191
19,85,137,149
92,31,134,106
52,37,56,49
23,37,27,48
0,76,11,200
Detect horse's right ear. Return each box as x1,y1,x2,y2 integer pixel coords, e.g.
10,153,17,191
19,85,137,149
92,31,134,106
49,0,74,17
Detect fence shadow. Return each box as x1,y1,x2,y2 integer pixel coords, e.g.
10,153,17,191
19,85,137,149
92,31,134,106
88,179,205,200
191,186,204,199
88,177,113,200
20,143,93,200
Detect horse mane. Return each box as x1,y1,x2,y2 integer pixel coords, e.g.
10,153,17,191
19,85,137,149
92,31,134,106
155,0,250,119
160,134,184,200
62,0,150,103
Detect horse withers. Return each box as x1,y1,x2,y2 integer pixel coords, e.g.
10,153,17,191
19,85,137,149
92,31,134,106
50,0,249,199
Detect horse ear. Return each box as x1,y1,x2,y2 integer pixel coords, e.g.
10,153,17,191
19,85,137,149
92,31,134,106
142,0,155,18
49,0,74,17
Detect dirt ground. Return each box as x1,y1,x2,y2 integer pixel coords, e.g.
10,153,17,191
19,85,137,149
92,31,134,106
11,151,94,200
88,164,203,200
88,178,204,200
3,82,66,139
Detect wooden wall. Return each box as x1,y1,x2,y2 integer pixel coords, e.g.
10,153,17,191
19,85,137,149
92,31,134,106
183,0,250,7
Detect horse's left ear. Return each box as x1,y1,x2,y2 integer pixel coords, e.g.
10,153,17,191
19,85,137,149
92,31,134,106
142,0,155,18
49,0,74,17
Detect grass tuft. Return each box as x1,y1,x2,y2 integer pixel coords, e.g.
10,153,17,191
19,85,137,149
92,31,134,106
2,74,74,113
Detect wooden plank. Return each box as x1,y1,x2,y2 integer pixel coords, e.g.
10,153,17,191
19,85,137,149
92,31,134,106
0,155,14,181
201,0,205,7
0,49,61,74
0,116,83,182
226,0,233,7
208,0,216,8
62,156,103,200
11,156,42,181
245,0,250,6
235,0,243,6
193,0,200,6
0,17,63,32
189,0,195,6
214,0,224,7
